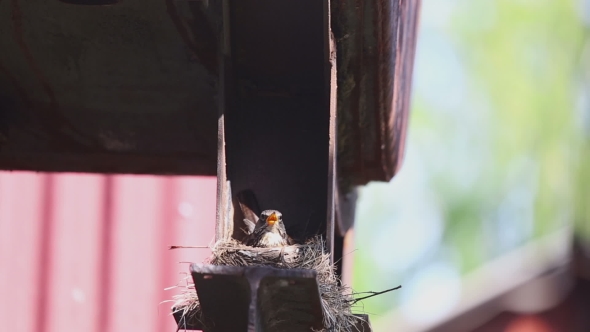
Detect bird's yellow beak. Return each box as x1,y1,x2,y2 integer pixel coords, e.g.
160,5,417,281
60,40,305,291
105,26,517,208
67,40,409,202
266,212,278,226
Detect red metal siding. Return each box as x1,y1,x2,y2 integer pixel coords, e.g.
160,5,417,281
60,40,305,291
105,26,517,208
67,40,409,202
0,172,216,332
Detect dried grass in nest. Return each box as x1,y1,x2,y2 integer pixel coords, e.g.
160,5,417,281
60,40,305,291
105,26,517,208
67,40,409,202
169,274,205,329
171,236,359,331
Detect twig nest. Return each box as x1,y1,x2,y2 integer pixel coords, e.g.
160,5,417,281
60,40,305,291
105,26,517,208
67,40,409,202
172,236,358,331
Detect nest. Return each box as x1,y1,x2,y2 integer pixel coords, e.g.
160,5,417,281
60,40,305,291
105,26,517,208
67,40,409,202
171,236,359,331
170,275,204,329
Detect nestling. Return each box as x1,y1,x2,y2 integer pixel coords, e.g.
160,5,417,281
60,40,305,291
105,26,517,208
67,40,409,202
244,210,294,247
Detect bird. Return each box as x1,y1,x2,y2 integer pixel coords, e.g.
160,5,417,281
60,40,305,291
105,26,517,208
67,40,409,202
244,210,294,247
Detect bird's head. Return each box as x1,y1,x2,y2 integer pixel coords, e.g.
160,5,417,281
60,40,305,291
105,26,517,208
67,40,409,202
260,210,282,229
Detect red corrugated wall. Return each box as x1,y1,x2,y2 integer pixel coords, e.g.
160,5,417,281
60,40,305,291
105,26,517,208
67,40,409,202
0,171,216,332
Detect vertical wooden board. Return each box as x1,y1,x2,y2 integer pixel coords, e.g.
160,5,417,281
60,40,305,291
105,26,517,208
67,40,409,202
158,176,216,332
44,173,105,332
156,178,179,332
107,175,165,332
0,172,45,332
0,172,217,332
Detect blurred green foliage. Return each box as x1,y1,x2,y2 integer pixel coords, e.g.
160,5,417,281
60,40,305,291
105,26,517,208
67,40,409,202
453,0,582,238
352,0,586,323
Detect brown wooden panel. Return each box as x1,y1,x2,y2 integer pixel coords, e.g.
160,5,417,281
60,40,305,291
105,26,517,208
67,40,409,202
0,0,219,175
333,0,421,189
